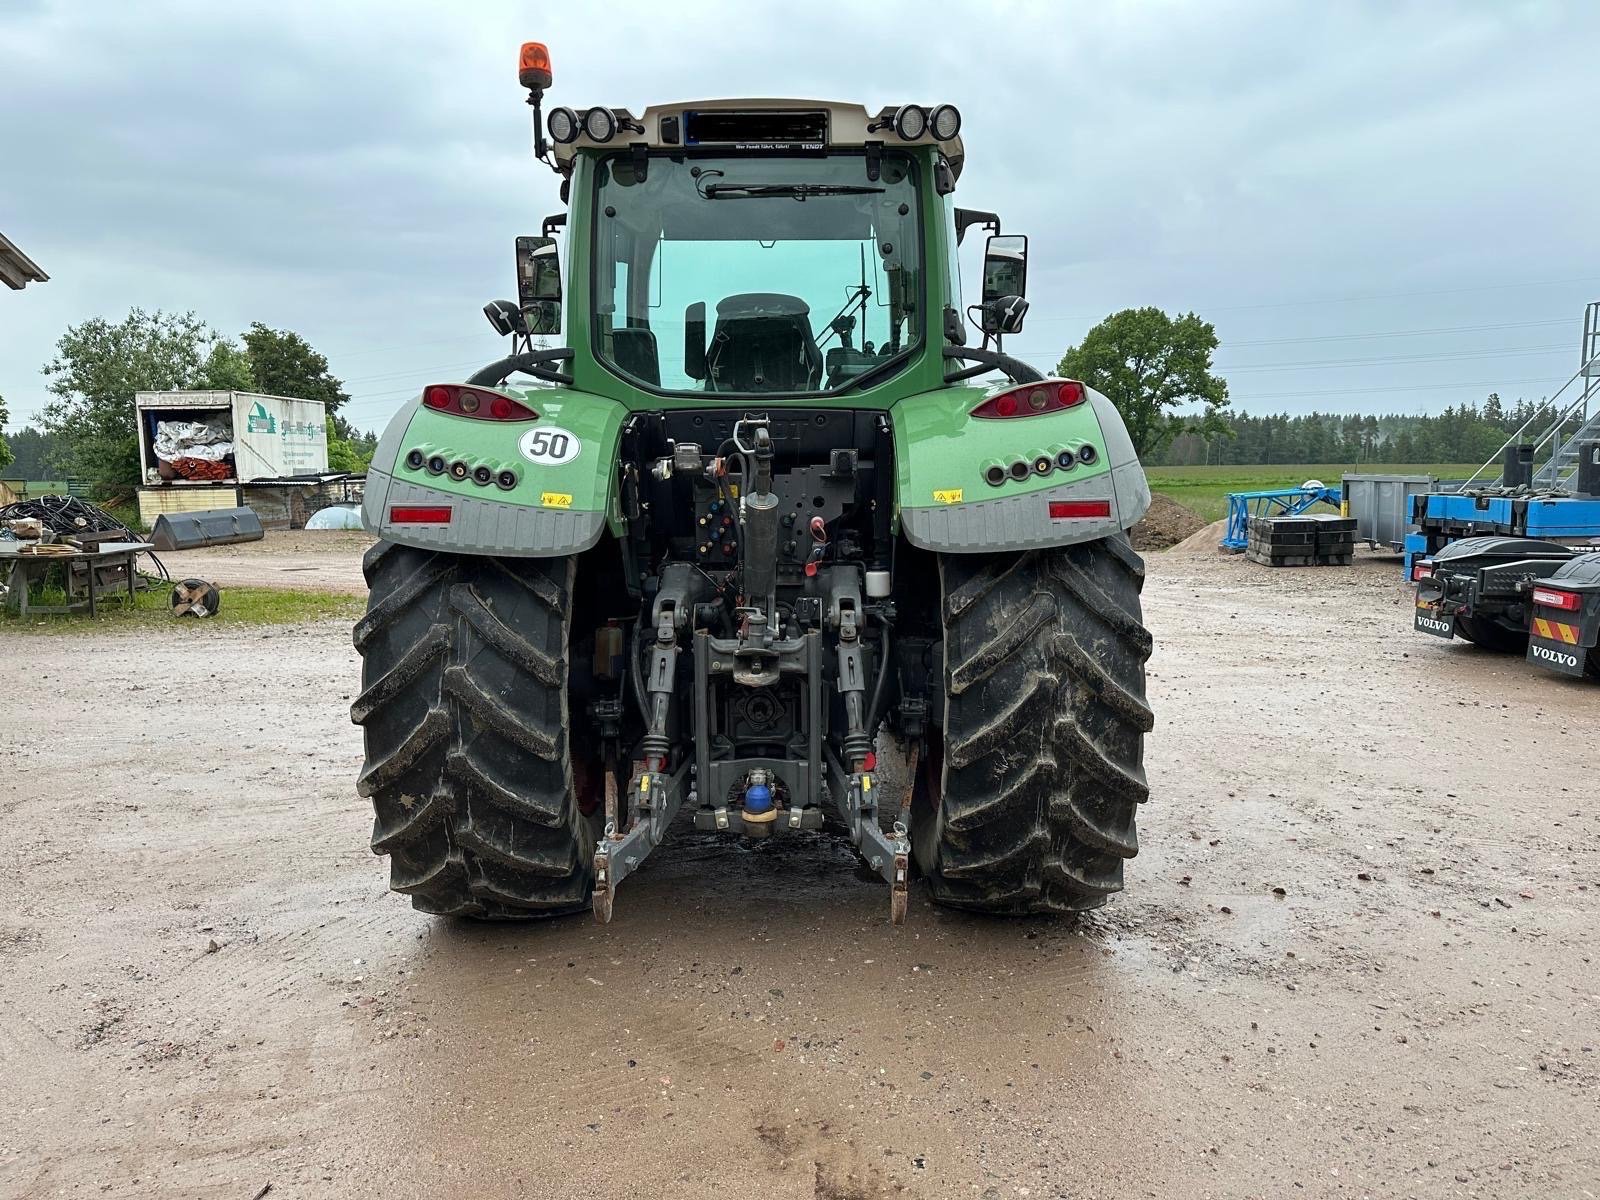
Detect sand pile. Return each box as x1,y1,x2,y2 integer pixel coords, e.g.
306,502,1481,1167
1167,517,1230,554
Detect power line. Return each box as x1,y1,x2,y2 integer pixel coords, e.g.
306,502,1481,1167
1218,343,1572,373
1223,376,1563,403
1224,316,1574,347
1026,274,1600,323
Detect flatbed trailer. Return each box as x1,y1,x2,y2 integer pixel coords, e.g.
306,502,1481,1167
1411,489,1600,553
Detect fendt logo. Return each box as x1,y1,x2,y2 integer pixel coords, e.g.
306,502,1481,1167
1416,615,1452,634
1530,644,1580,669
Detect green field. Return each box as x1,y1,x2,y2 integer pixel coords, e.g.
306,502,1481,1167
1147,463,1478,523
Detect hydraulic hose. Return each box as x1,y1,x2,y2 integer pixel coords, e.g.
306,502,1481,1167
864,620,892,739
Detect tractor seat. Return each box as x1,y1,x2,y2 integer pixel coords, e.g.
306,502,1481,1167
706,293,822,392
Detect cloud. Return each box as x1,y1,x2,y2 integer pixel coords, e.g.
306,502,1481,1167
2,0,1597,435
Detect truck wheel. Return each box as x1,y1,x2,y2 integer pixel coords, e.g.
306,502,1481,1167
1454,613,1527,653
911,537,1155,914
351,542,597,919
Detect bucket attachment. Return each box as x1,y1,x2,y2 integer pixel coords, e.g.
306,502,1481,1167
149,507,265,551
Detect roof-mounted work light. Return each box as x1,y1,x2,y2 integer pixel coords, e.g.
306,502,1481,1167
929,104,962,141
893,103,928,140
584,106,618,143
547,106,579,144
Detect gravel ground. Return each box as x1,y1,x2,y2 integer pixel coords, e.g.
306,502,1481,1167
2,546,1597,1199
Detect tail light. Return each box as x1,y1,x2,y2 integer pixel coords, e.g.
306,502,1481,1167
972,380,1086,420
1049,500,1111,520
1412,562,1433,582
389,505,453,524
1532,586,1581,612
422,384,537,422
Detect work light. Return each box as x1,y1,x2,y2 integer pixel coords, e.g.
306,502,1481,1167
584,107,618,142
547,106,579,144
893,104,927,140
929,104,962,141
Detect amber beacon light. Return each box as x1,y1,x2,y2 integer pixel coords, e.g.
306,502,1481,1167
518,42,552,91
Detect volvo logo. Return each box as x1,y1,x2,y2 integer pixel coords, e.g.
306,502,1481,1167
1416,616,1453,634
1531,644,1579,668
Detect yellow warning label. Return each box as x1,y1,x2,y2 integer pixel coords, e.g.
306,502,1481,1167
639,775,651,793
862,775,872,791
933,489,963,505
541,491,573,509
1533,617,1579,644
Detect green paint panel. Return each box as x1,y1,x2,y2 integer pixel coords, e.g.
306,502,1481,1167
393,390,628,514
892,385,1111,510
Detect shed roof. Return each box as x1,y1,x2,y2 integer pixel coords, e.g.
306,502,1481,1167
0,231,49,290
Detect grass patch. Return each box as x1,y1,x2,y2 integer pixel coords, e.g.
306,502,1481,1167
1147,463,1478,522
2,574,362,633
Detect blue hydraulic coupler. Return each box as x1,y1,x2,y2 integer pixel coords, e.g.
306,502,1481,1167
743,782,773,815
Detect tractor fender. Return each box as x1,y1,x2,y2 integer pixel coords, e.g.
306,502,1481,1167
894,382,1150,554
362,388,627,557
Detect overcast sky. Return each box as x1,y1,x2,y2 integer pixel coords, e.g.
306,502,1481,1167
3,0,1598,436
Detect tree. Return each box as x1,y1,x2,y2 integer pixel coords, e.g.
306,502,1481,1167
40,309,234,493
1056,307,1230,457
325,417,373,474
204,339,257,392
2,425,59,478
0,393,13,473
242,322,350,426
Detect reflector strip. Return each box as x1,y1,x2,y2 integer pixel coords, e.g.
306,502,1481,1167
1532,617,1580,644
389,506,453,524
1048,500,1112,520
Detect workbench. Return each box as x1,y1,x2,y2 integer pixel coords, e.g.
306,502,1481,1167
0,541,153,617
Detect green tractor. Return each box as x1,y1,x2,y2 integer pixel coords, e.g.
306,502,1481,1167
352,42,1155,924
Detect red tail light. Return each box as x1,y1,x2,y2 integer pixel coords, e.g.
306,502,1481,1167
1048,499,1111,520
389,505,453,524
1532,586,1581,612
972,380,1086,419
1412,562,1433,582
422,384,537,421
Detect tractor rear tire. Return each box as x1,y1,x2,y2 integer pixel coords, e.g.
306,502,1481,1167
911,536,1155,914
351,542,596,919
1454,613,1527,653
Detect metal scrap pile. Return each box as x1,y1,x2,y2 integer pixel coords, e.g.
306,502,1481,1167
0,494,136,541
0,494,168,579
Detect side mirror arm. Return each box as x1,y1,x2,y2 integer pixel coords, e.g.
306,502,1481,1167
942,346,1043,385
466,347,575,387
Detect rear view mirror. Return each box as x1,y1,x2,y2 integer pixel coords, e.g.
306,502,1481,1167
516,235,562,334
524,300,561,336
684,301,707,380
981,234,1028,304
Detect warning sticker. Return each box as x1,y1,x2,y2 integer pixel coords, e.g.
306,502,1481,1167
540,491,573,509
933,489,963,505
1532,617,1579,644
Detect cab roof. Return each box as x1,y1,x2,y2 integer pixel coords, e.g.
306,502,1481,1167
547,97,964,179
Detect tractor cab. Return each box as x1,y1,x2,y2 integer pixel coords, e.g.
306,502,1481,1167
486,42,1040,400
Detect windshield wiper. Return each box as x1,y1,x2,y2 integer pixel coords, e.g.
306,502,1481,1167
703,183,886,201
